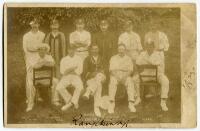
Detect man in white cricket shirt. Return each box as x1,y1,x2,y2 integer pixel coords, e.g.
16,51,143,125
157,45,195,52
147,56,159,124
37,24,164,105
56,45,83,111
69,18,91,60
108,44,136,114
136,41,169,111
23,18,46,112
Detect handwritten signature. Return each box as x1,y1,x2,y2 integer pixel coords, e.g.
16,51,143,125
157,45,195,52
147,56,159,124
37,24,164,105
72,114,129,128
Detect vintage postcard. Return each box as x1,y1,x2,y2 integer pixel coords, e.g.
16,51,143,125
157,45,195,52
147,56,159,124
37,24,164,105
3,3,196,128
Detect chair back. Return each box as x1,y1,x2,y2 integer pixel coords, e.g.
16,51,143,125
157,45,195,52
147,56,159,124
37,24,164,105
137,65,158,84
33,66,53,87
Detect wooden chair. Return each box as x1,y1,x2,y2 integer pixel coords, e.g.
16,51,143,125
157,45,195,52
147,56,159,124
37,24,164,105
137,65,160,99
33,66,53,104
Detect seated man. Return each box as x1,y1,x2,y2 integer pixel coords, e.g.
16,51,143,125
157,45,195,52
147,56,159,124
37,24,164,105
108,44,136,114
26,44,57,112
136,41,169,111
82,44,106,117
56,45,83,111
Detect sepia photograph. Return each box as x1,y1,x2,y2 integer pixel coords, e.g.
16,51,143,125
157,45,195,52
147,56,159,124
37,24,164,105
3,3,196,128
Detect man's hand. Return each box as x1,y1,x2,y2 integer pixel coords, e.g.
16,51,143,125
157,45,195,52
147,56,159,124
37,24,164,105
111,70,121,81
63,66,77,76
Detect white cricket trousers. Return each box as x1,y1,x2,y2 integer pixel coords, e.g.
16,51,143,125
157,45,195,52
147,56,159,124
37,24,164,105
158,74,169,98
56,74,83,106
86,73,106,108
108,74,136,103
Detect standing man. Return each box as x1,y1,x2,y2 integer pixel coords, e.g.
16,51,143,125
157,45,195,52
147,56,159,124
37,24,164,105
92,19,118,70
82,45,106,117
69,18,91,60
56,45,83,111
144,20,169,73
45,19,66,78
118,20,143,105
136,41,169,111
108,44,136,114
23,18,45,112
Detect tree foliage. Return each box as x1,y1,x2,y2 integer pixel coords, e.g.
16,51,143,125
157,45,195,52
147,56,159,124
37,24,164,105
7,7,180,33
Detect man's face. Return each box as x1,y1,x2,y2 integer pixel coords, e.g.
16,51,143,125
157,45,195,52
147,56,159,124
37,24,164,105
125,25,133,32
38,48,46,58
118,46,126,56
31,24,39,32
68,48,75,56
100,24,109,32
90,46,99,56
50,25,59,31
150,24,157,32
76,24,85,31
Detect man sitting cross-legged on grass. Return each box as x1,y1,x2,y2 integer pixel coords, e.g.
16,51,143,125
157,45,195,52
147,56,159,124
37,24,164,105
136,41,169,111
82,44,106,117
108,44,136,114
56,45,83,111
26,44,58,112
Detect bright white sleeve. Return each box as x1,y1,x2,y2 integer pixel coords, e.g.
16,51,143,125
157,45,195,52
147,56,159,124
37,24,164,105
46,55,55,64
160,32,169,51
109,57,117,71
22,34,28,52
75,57,83,75
85,32,91,46
69,33,75,45
149,53,161,65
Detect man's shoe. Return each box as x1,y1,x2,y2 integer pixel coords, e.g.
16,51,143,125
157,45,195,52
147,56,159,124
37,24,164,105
134,97,141,106
145,94,154,98
53,101,61,106
94,107,101,117
37,97,44,102
160,100,168,111
61,103,72,111
26,104,34,112
129,102,136,112
108,102,114,114
83,93,90,100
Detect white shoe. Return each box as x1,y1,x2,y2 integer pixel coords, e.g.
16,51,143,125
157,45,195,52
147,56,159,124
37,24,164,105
94,107,101,117
145,94,154,98
53,101,61,106
161,100,168,111
108,102,114,114
74,103,79,109
26,104,34,112
83,92,90,100
61,103,72,111
37,97,43,102
134,97,141,106
129,102,136,112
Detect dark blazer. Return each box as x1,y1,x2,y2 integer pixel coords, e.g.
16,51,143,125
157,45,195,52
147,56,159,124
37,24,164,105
82,55,104,81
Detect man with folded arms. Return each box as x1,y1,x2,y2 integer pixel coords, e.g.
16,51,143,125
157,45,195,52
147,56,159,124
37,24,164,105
69,18,91,61
56,45,83,111
136,41,169,111
108,44,136,114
